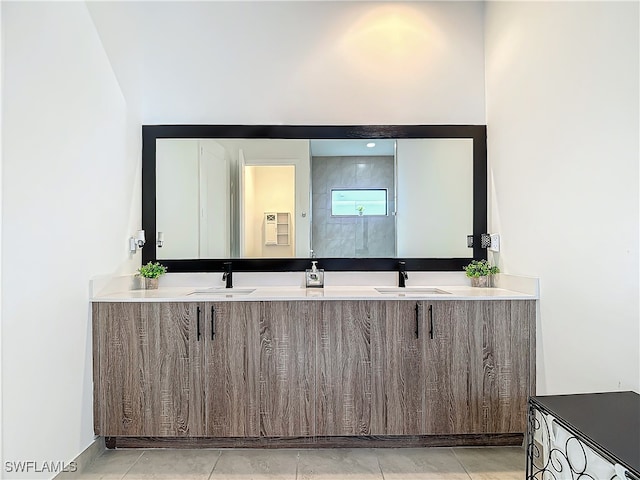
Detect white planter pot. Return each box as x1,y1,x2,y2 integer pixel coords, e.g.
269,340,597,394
470,276,489,287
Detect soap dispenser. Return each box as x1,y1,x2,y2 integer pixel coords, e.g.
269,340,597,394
305,261,324,288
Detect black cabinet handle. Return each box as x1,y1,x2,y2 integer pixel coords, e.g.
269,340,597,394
211,306,216,340
428,304,434,339
415,303,419,338
196,306,201,341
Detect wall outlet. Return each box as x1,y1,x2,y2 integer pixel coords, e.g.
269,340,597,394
489,234,500,252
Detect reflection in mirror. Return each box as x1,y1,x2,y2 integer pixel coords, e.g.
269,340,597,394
153,135,476,261
330,189,388,216
242,165,295,258
156,139,230,259
310,139,395,258
396,138,473,258
233,139,310,258
156,138,310,260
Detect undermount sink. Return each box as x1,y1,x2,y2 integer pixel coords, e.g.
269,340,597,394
375,287,451,295
188,288,256,296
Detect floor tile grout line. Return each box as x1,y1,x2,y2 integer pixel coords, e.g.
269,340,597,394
120,450,146,480
451,447,474,480
85,445,525,479
206,449,223,480
375,449,387,480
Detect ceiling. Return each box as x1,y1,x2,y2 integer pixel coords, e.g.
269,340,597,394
310,139,396,156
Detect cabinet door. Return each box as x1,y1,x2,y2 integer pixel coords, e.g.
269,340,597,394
473,300,534,433
423,301,472,434
93,302,192,437
317,301,380,436
190,302,260,437
424,300,535,434
259,301,319,437
371,301,427,435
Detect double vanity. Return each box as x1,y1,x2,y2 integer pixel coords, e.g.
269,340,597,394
91,275,537,449
94,124,537,448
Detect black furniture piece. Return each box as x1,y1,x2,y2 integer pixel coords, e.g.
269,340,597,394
526,391,640,480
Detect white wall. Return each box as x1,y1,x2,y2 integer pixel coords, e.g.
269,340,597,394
1,2,140,478
0,0,4,470
485,1,639,394
87,1,486,125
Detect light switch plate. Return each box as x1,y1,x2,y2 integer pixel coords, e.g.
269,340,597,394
489,234,500,252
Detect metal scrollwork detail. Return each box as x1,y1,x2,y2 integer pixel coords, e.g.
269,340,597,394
526,404,631,480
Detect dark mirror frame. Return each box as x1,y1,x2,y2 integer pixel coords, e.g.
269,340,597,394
142,125,487,272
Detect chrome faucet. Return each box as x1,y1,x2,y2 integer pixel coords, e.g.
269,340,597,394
398,261,408,288
222,262,233,288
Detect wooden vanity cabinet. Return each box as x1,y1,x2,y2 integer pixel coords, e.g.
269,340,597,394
370,301,427,435
93,301,260,437
259,301,319,437
93,302,192,436
259,300,394,438
316,301,380,436
272,299,535,437
262,300,425,437
192,302,260,437
423,300,535,435
93,298,535,442
367,300,536,436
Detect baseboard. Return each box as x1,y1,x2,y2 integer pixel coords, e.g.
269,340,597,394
106,433,524,449
53,437,105,479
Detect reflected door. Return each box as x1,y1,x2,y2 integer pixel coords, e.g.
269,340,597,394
199,141,229,257
156,139,230,259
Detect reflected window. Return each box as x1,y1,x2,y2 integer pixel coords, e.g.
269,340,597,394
330,189,388,216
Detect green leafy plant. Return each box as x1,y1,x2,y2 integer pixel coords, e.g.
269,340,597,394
463,259,499,278
356,205,365,214
138,261,167,279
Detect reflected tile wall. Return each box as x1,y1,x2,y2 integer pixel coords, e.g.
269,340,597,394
312,156,395,257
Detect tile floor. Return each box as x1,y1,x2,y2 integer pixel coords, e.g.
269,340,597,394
71,446,525,480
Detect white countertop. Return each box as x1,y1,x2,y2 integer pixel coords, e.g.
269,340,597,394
91,285,537,302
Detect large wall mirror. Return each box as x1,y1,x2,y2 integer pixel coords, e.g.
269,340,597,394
142,125,487,272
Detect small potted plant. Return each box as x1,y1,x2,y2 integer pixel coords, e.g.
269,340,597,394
464,259,499,287
356,205,365,216
138,261,167,289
